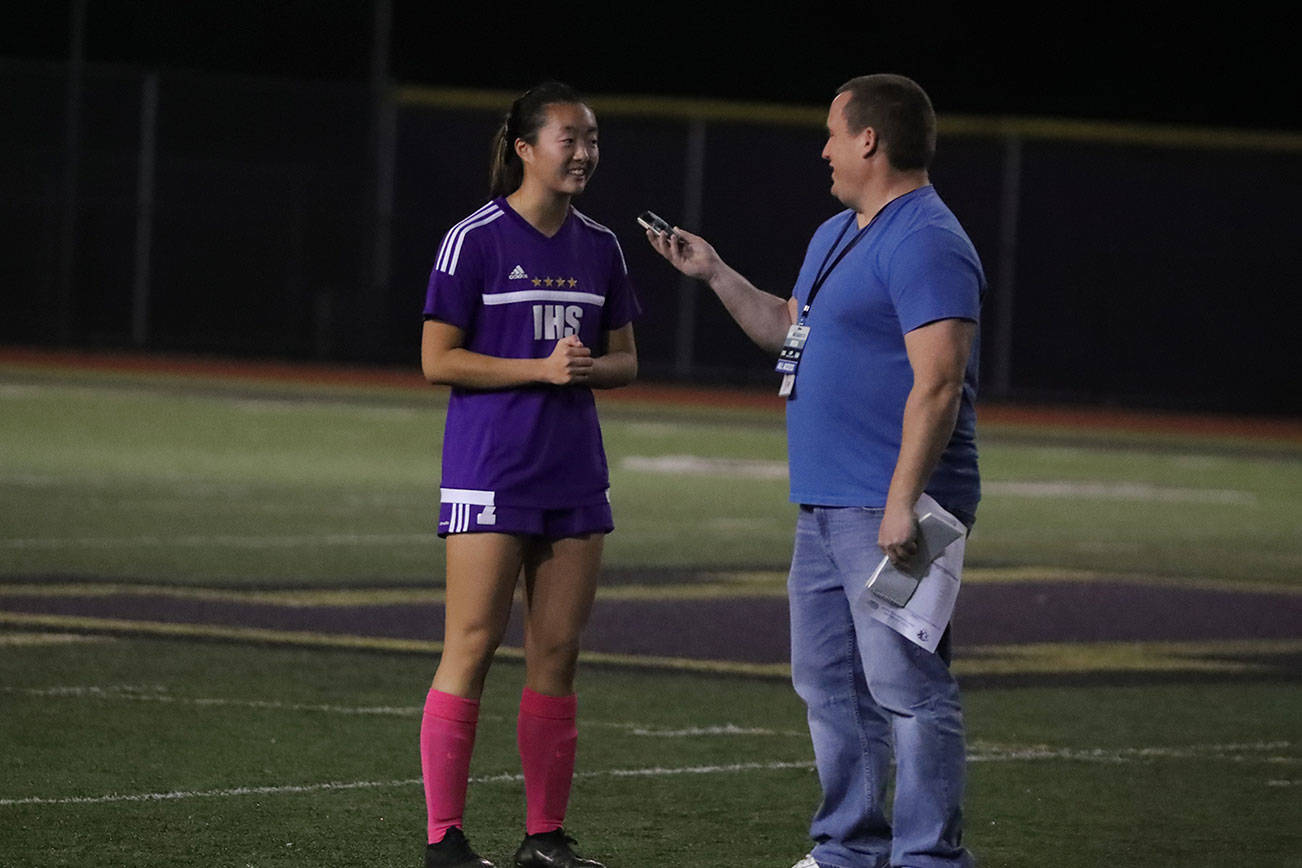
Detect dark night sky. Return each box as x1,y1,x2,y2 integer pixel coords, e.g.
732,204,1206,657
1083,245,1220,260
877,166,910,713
1,1,1297,131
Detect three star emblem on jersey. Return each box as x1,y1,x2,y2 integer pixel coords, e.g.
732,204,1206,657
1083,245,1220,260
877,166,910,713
508,265,528,280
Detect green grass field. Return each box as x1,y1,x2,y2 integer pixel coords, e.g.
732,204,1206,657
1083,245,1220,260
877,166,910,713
2,366,1298,586
2,639,1297,867
1,359,1299,867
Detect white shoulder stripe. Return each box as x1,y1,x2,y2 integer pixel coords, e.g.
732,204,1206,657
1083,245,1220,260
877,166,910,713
444,210,503,275
436,203,503,275
574,209,629,275
435,202,496,272
438,207,503,275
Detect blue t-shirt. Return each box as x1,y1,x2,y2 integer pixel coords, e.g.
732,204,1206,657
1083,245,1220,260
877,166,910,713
785,185,984,509
424,198,641,509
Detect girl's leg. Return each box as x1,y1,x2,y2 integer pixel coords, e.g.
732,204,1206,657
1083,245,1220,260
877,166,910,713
423,533,524,845
517,534,603,835
521,534,602,695
434,533,526,697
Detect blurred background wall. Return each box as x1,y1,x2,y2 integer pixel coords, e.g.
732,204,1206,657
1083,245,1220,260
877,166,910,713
3,56,1299,415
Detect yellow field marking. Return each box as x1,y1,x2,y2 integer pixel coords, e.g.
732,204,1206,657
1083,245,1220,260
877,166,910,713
392,84,1302,153
0,631,114,647
963,567,1302,595
2,611,1298,682
0,580,790,604
0,611,444,654
0,583,445,607
679,566,1302,596
957,639,1302,677
0,610,793,677
966,566,1107,583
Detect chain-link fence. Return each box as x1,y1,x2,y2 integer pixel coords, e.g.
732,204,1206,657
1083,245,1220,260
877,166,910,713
4,59,1300,414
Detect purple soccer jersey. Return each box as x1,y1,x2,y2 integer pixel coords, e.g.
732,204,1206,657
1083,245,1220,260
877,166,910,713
424,198,641,514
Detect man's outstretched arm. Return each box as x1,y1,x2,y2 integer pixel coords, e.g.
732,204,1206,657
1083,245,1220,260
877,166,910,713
646,226,794,355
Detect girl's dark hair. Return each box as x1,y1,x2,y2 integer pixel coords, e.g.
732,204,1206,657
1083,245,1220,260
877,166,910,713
489,81,587,197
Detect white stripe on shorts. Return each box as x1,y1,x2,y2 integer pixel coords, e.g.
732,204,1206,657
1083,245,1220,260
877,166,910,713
440,488,495,506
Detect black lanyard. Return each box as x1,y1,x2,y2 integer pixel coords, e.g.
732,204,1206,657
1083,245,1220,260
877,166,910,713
798,200,894,323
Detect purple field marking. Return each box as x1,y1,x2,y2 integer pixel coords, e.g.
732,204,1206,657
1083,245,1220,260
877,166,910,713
1,579,1298,669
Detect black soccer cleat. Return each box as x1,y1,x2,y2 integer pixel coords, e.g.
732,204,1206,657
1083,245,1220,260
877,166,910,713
513,829,606,868
426,827,495,868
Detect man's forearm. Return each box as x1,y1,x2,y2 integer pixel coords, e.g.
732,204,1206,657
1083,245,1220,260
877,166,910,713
705,264,793,355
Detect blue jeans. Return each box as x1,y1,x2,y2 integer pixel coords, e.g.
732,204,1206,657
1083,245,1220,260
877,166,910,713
789,505,974,868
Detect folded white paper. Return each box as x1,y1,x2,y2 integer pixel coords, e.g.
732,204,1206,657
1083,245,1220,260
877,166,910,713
853,493,967,653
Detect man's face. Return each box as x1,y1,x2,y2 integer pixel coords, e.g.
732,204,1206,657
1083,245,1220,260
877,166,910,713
821,91,864,207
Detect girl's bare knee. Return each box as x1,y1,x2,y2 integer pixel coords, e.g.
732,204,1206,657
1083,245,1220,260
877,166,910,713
524,636,580,688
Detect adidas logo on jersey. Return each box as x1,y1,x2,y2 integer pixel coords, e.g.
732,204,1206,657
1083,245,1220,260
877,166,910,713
508,265,528,280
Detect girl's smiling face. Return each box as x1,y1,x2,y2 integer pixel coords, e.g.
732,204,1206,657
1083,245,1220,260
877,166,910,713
517,102,599,197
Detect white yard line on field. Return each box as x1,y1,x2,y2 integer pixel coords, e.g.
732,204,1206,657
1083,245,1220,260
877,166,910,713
2,686,806,735
13,689,1294,762
2,685,421,716
0,778,423,807
1,742,1293,808
624,724,808,738
966,740,1294,763
983,480,1257,505
0,533,432,549
620,455,789,480
618,456,1257,504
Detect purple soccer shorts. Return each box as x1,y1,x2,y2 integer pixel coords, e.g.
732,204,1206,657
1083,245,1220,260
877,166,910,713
438,501,613,540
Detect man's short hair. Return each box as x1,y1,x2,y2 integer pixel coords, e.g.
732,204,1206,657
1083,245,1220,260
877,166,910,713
836,74,936,171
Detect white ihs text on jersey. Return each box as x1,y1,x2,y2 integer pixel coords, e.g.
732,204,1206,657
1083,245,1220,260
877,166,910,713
533,304,583,340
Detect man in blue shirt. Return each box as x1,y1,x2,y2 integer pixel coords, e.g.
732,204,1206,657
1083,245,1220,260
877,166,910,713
647,74,983,868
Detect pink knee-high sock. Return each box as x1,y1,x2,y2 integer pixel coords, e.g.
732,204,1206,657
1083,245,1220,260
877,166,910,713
517,687,579,835
420,688,480,844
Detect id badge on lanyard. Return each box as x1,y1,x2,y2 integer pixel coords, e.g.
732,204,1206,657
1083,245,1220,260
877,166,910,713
772,209,879,400
775,323,809,397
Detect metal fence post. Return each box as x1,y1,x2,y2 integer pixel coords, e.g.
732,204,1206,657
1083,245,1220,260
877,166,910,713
132,72,159,347
990,132,1022,398
674,118,707,378
367,0,395,361
57,0,86,345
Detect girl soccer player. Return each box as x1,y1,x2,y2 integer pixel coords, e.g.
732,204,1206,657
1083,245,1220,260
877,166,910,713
418,82,639,868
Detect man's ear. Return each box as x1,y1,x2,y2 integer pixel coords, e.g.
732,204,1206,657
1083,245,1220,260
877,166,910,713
862,127,878,159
